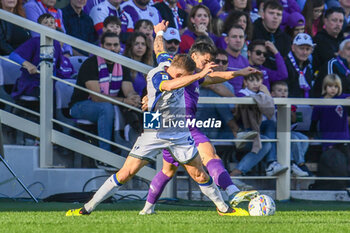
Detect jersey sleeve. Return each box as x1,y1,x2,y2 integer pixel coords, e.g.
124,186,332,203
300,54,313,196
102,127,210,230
156,52,173,64
152,71,169,92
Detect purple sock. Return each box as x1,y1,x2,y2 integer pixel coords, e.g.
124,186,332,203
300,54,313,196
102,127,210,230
206,159,233,190
146,171,172,204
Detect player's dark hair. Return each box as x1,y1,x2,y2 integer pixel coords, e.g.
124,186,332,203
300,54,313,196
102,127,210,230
37,13,54,24
172,54,196,73
103,16,121,27
263,0,283,12
271,80,288,92
248,39,266,51
194,35,215,47
189,42,216,58
100,31,119,45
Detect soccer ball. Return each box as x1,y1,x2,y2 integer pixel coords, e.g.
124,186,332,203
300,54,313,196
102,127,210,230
248,194,276,216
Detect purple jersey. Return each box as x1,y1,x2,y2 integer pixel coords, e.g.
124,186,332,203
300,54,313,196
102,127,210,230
312,94,350,148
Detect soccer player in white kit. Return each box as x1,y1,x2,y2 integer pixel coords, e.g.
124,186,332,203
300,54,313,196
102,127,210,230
66,44,248,216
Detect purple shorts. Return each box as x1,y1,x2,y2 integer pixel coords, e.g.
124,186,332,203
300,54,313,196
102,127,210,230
162,126,210,167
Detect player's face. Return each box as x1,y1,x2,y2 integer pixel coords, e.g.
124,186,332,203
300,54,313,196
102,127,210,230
190,8,209,29
191,52,212,70
41,0,56,7
1,0,17,9
41,17,56,30
70,0,87,9
102,36,120,54
244,77,262,93
325,84,339,98
262,7,282,32
225,28,245,53
132,36,147,58
292,44,313,62
214,54,228,71
339,42,350,64
324,12,344,37
105,23,121,35
248,45,267,66
271,85,288,97
233,0,247,11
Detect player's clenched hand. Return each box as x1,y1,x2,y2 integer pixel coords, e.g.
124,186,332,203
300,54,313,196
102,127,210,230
141,95,148,111
199,62,217,77
154,20,169,34
236,67,261,77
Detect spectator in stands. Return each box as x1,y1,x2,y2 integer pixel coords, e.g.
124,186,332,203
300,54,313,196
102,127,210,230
278,0,302,30
134,19,154,43
247,39,288,90
121,0,162,29
24,0,72,56
250,0,265,23
83,0,102,15
311,74,350,151
301,0,324,37
252,0,292,70
285,12,305,39
177,0,222,18
163,27,181,56
69,32,140,152
123,32,153,97
225,24,249,94
9,14,63,101
220,0,252,21
230,72,288,177
271,81,311,177
180,4,218,53
62,0,97,56
153,0,187,33
0,0,31,55
313,7,344,73
89,0,133,36
285,33,314,98
102,16,124,53
217,10,252,58
315,39,350,97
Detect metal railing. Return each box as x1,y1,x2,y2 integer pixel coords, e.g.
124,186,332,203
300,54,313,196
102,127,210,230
1,9,350,200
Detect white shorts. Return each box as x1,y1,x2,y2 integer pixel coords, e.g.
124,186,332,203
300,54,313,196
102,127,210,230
129,133,198,164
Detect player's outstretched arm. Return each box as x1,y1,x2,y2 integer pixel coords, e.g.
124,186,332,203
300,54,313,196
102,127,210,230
201,67,261,86
153,20,169,55
161,62,216,91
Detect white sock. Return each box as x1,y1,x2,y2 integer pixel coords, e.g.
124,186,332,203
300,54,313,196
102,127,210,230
84,174,120,213
199,180,229,212
225,184,240,197
142,201,155,213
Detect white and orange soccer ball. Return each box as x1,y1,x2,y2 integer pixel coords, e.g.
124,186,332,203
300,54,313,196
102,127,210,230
248,194,276,216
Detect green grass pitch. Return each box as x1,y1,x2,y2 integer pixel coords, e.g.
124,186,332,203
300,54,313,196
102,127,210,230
1,199,350,233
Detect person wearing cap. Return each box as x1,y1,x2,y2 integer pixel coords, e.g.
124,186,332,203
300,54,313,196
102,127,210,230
163,27,181,56
285,33,314,98
314,38,350,97
285,12,305,39
313,7,344,73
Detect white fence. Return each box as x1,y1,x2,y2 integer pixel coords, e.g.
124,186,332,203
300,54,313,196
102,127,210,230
1,9,350,201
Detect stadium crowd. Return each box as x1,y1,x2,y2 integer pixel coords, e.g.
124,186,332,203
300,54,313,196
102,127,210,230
1,0,350,187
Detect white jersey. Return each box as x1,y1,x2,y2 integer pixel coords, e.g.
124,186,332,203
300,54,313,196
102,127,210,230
121,0,162,27
146,53,189,140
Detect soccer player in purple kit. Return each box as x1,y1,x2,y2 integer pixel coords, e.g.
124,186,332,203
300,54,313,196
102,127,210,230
139,20,260,215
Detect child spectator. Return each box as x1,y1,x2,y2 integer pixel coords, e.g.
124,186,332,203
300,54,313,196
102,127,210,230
230,72,288,177
271,81,311,176
134,19,154,43
102,16,124,53
301,0,325,37
9,13,63,100
285,12,305,39
311,74,350,150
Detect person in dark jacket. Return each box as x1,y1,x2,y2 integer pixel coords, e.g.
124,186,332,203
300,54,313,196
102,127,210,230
252,0,292,70
285,33,314,98
153,0,187,32
312,7,344,73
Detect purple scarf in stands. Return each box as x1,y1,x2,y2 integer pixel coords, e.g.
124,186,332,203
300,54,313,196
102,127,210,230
97,56,122,96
